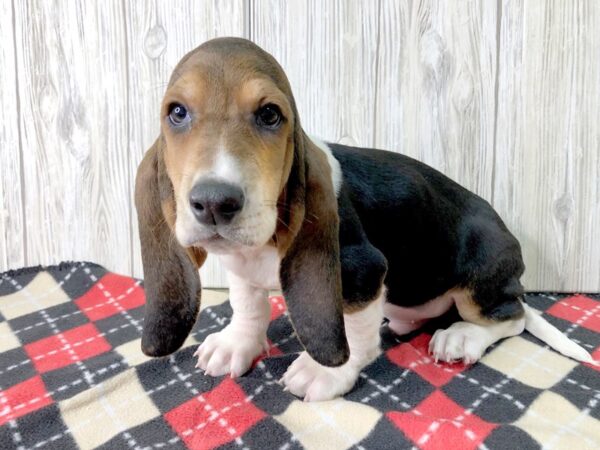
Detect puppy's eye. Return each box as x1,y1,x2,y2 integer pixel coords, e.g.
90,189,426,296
168,103,191,127
255,104,282,129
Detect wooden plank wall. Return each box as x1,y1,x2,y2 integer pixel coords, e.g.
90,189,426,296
0,0,598,291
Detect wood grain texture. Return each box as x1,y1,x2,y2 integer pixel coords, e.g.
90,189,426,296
0,1,25,270
1,0,598,291
375,1,498,198
494,0,600,291
125,0,245,286
250,0,380,146
12,0,132,274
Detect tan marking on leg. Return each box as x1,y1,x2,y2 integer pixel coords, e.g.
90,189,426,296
451,288,497,326
342,284,387,314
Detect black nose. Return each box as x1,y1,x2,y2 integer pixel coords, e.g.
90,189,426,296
189,181,245,225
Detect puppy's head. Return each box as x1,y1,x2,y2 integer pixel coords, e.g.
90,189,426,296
163,38,297,253
136,38,349,366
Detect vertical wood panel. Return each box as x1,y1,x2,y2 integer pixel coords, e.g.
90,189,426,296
0,1,25,271
13,1,131,273
494,0,600,291
250,0,380,146
2,1,599,291
125,0,245,286
375,0,498,199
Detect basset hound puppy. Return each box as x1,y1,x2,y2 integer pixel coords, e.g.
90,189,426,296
135,37,597,402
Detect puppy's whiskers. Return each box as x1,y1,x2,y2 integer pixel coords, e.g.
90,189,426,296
276,216,292,231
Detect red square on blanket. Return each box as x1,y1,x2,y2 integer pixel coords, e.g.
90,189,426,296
165,378,266,449
75,273,144,321
269,296,287,321
387,390,495,450
546,295,600,332
386,333,466,387
0,376,52,425
24,323,111,373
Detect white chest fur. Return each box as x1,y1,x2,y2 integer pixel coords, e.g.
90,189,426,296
218,246,281,290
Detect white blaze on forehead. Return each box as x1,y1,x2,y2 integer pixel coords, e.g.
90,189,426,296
210,140,244,185
190,134,244,187
309,135,342,197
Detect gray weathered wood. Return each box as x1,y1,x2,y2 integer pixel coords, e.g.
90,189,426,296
494,0,600,291
0,0,25,270
1,0,598,291
250,0,380,146
375,1,498,199
12,0,132,274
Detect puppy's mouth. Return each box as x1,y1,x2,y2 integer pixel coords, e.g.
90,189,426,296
185,226,258,253
190,229,232,244
175,203,278,252
202,232,225,243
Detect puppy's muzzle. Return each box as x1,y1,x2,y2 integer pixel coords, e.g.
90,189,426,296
189,181,245,225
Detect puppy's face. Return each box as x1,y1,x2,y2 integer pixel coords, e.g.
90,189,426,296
161,49,295,253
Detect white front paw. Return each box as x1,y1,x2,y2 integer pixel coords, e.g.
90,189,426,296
428,322,487,365
194,326,268,378
280,352,359,402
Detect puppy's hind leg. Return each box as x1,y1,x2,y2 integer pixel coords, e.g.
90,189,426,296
429,288,525,364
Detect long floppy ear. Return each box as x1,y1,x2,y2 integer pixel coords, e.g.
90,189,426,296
278,130,350,367
135,139,206,357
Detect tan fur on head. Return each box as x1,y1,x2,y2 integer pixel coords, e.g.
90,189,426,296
160,38,298,253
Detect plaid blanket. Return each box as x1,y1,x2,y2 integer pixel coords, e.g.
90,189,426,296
0,262,598,450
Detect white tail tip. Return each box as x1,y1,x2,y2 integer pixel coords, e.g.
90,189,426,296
523,304,598,365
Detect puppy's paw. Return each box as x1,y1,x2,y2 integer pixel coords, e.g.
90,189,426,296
428,322,488,365
279,352,359,402
194,326,268,378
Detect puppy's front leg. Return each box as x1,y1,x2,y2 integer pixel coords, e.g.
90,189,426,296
195,271,271,377
280,290,384,402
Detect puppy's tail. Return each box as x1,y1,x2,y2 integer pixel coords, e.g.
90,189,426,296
523,304,598,365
